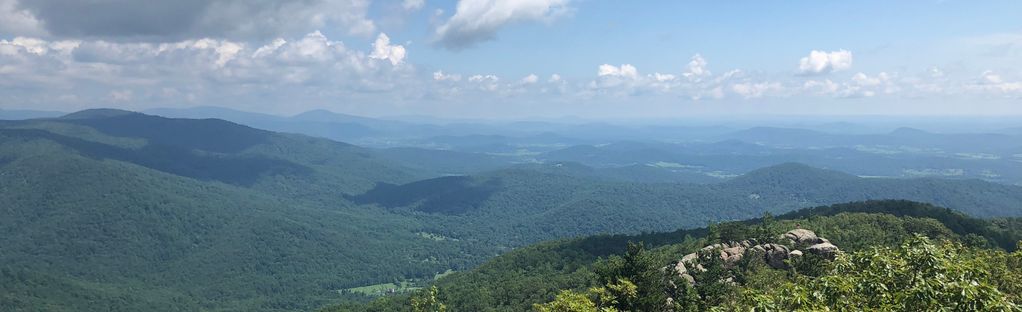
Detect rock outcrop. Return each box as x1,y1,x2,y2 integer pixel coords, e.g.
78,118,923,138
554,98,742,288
670,229,840,284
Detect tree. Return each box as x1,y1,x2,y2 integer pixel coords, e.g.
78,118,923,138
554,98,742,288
411,286,447,312
735,235,1022,311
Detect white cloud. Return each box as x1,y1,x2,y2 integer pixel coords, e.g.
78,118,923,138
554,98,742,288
851,72,888,86
520,73,539,84
468,74,499,82
682,54,710,81
548,73,561,82
252,38,287,58
981,70,1003,84
803,72,898,98
803,79,839,95
651,73,676,82
434,0,571,49
798,50,853,75
0,31,415,111
972,70,1022,94
433,70,461,81
369,33,407,66
732,82,783,98
597,64,638,79
0,0,45,37
403,0,425,11
468,74,500,91
273,31,346,64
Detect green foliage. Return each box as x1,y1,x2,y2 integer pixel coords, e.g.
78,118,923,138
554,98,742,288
532,279,638,312
731,236,1022,311
6,111,1022,311
411,286,447,312
593,243,677,311
0,115,474,311
367,201,1022,312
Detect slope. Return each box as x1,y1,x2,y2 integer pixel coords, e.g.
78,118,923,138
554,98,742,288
331,200,1022,312
0,112,467,311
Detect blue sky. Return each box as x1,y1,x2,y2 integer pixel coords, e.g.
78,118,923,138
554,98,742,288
1,0,1021,118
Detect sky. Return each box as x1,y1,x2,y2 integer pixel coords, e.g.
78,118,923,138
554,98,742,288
1,0,1021,119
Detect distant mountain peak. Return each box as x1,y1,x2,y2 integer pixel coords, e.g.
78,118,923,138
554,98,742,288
60,108,139,120
290,109,378,123
726,162,858,187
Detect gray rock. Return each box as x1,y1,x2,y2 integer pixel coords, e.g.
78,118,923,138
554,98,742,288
807,242,840,259
762,243,790,269
674,261,688,275
721,246,746,264
784,229,823,245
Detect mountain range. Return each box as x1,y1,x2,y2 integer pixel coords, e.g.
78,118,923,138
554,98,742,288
3,109,1022,311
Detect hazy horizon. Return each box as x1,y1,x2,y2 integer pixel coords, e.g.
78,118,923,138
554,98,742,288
2,1,1021,118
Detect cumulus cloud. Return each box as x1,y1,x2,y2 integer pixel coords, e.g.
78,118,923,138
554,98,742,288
0,0,44,36
0,31,415,111
972,70,1022,94
802,72,898,98
468,74,499,82
798,49,853,75
7,0,377,41
433,70,461,81
651,73,676,82
434,0,571,50
468,74,500,91
682,54,710,81
597,64,638,79
587,59,756,99
803,79,839,95
520,73,539,84
369,33,406,66
732,82,783,99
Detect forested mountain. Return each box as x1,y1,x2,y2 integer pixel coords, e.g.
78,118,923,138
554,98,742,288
332,200,1022,312
351,163,1022,248
3,109,419,196
4,110,1022,311
0,111,467,311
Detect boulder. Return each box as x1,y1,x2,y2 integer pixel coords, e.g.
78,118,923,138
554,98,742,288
789,250,803,257
807,242,840,259
665,262,696,286
721,246,746,264
762,243,790,269
674,261,688,275
783,229,823,245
